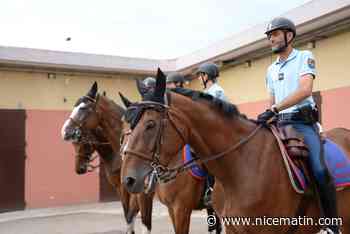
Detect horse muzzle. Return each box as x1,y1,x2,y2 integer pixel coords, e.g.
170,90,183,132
122,166,152,194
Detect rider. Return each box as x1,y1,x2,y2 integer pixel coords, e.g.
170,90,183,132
142,77,156,100
197,62,228,102
143,77,156,92
257,17,340,234
166,72,186,88
196,62,228,206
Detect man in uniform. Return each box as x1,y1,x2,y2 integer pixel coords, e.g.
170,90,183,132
257,17,340,234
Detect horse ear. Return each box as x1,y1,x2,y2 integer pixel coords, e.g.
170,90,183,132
87,81,98,99
136,79,148,98
153,68,166,102
118,92,132,108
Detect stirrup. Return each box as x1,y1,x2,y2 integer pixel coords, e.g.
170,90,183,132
203,187,213,206
206,186,213,193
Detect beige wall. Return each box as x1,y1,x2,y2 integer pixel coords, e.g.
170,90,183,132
189,29,350,105
0,70,141,110
0,30,349,110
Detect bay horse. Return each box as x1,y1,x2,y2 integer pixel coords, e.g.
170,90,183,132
61,82,153,234
121,93,222,234
120,68,350,233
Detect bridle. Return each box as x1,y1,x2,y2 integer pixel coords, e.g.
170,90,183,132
123,101,262,183
69,95,110,172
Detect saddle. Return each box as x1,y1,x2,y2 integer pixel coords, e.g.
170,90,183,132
277,125,309,159
270,124,312,193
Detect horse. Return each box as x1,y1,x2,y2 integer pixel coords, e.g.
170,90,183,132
61,82,153,234
120,68,350,234
120,90,222,234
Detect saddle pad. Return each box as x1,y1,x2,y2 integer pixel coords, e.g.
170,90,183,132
182,144,207,180
290,139,350,191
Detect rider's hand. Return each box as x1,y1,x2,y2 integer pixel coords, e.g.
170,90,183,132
257,108,278,124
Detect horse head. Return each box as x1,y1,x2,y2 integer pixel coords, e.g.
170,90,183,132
121,68,187,193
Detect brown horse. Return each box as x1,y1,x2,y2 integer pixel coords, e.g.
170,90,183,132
154,152,222,234
120,68,350,234
120,81,223,234
61,82,153,234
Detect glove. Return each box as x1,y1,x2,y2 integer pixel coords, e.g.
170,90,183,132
257,109,277,124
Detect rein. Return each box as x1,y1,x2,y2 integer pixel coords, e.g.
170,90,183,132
124,101,263,182
70,95,111,171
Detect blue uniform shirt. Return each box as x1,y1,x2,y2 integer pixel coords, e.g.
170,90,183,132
204,83,228,102
266,49,316,114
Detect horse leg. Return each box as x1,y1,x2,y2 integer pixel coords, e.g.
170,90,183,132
206,206,222,234
116,186,131,222
173,206,192,234
126,194,139,234
137,193,154,234
167,207,177,231
108,172,137,234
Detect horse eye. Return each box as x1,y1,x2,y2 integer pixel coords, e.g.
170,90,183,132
73,129,82,140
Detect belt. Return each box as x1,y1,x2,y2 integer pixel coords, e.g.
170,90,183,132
278,112,302,121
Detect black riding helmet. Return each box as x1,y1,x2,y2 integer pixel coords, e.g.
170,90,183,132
265,17,296,53
196,62,219,88
166,72,185,87
166,72,185,83
143,77,156,89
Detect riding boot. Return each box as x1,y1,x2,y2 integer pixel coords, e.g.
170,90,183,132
316,178,340,233
204,174,215,207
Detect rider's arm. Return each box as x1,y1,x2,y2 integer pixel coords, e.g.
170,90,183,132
274,74,313,112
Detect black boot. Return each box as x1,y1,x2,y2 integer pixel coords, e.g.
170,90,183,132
316,179,340,233
204,174,215,207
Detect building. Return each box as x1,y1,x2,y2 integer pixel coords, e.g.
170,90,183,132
0,0,349,211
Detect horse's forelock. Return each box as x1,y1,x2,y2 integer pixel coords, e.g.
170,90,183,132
74,96,94,107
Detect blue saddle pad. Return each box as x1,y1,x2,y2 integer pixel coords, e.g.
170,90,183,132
293,139,350,190
182,144,207,180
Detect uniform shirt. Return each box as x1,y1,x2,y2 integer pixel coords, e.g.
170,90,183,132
204,83,228,102
266,49,316,114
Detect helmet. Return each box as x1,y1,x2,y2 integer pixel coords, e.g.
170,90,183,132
143,77,156,89
166,72,185,84
196,62,219,80
265,17,296,39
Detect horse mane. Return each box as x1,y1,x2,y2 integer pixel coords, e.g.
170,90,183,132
75,94,125,115
170,87,240,118
99,94,125,117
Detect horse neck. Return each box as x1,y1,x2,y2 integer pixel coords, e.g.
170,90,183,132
93,130,116,164
96,97,124,154
171,94,282,194
171,93,253,159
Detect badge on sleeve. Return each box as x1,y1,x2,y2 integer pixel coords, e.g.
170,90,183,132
307,58,315,69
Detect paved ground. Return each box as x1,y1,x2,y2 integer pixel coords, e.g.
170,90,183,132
0,201,215,234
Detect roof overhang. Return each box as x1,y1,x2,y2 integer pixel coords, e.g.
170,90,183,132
0,0,349,77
